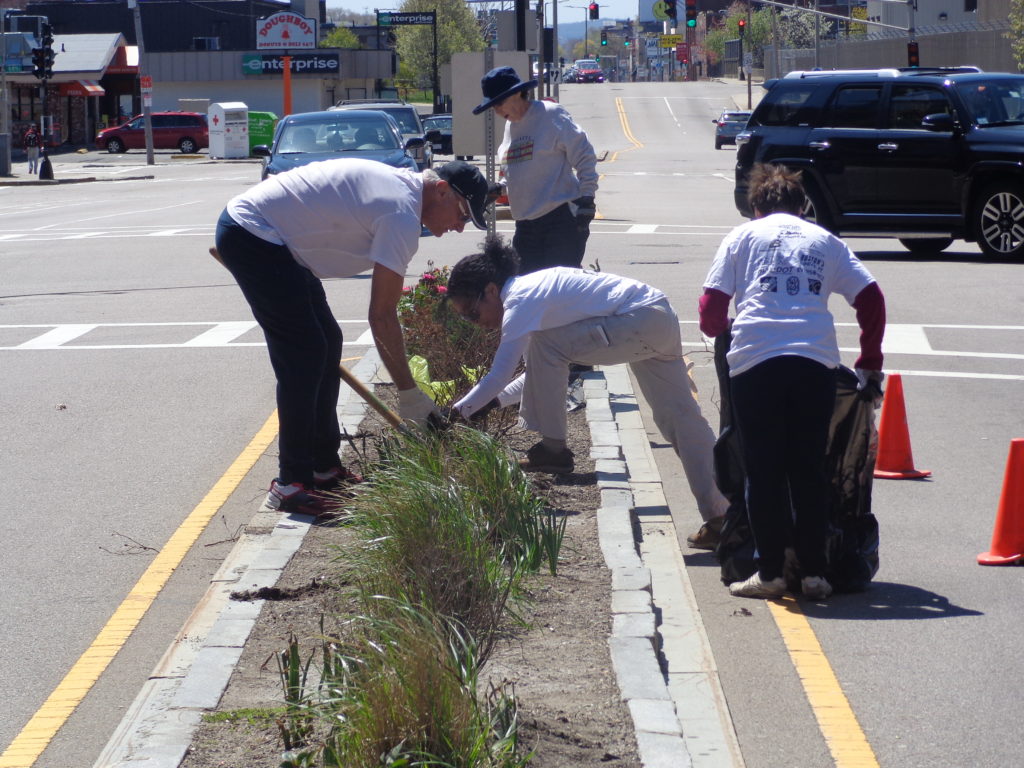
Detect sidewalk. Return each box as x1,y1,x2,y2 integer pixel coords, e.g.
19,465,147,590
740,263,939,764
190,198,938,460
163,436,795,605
91,353,742,768
0,148,257,185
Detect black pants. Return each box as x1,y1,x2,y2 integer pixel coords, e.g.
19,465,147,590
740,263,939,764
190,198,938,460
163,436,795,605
215,210,343,486
512,202,588,274
730,356,836,580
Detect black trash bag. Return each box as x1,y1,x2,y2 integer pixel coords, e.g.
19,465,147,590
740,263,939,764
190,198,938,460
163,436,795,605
711,328,881,592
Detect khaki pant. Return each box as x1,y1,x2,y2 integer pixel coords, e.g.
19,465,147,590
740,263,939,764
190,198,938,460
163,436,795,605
520,298,729,521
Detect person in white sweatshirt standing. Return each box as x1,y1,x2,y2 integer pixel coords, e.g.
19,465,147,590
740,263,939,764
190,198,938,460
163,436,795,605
473,66,599,274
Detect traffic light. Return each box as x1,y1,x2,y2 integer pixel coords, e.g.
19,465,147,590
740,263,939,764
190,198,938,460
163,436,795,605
685,0,698,28
31,47,46,79
601,30,607,46
623,36,631,47
907,40,920,67
664,0,677,22
588,2,599,20
737,17,746,37
33,23,55,80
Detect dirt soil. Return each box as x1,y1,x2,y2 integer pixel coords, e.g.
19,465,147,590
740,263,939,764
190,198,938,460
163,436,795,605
180,403,641,768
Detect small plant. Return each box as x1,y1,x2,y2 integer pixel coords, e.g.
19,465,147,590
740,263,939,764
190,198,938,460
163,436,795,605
398,264,499,404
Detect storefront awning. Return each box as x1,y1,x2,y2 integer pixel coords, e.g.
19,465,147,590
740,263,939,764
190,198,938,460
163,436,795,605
60,80,106,97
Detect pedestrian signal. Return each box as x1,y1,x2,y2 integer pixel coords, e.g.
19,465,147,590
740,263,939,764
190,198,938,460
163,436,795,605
664,0,677,22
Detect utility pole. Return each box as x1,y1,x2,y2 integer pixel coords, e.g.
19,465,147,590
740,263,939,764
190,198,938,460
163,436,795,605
128,0,154,165
1,11,11,177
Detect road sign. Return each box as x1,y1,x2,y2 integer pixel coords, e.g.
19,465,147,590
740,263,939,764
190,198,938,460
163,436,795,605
140,75,153,92
676,42,689,62
659,34,682,48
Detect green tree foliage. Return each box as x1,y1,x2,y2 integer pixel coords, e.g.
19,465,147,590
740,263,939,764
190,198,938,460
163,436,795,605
703,3,821,64
395,0,486,88
320,26,360,49
1010,0,1024,70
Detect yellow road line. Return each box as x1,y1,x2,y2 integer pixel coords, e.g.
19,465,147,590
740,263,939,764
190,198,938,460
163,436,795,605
610,96,644,164
0,411,279,768
768,597,880,768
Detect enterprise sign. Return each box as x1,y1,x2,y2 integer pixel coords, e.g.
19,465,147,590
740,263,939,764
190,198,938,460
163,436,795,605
242,53,340,75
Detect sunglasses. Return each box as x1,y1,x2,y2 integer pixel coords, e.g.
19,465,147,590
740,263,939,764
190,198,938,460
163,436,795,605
455,193,472,225
456,294,483,323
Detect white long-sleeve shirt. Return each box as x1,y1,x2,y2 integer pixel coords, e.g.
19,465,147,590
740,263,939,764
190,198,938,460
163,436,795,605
500,99,599,221
454,268,664,416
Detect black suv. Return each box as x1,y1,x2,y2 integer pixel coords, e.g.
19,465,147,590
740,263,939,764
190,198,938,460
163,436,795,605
735,68,1024,259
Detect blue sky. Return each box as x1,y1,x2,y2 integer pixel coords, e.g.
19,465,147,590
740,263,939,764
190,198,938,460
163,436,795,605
326,1,644,25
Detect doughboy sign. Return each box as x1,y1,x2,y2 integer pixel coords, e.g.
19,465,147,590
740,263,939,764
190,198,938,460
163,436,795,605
256,12,318,50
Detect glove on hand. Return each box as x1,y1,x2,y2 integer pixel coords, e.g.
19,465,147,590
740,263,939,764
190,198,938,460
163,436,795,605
397,387,440,425
573,196,596,227
855,368,885,406
468,398,501,423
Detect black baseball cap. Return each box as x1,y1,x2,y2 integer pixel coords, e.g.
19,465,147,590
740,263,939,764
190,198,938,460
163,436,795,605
437,161,490,230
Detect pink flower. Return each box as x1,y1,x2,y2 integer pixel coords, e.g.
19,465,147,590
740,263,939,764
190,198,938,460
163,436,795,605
437,285,447,294
403,286,412,292
421,273,436,282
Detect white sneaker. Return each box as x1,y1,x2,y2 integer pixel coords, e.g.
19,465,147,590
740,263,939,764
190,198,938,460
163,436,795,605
729,572,787,598
801,576,833,600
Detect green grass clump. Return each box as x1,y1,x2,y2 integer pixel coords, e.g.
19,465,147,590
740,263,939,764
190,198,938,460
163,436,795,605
272,425,563,767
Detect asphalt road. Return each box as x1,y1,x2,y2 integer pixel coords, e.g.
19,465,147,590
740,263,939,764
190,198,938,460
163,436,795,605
1,80,1022,768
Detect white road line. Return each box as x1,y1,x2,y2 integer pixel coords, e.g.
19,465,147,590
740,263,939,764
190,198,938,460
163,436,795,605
882,324,934,355
16,324,97,349
182,321,259,347
627,224,659,234
353,328,375,346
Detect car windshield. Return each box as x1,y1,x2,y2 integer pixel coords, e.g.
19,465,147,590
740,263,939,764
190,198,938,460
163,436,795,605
955,78,1024,126
380,108,421,134
721,113,750,123
576,60,598,69
278,118,399,154
425,117,451,130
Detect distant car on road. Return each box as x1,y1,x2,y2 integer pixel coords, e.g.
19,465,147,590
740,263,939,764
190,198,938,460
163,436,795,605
252,110,421,180
573,60,605,83
712,110,751,149
330,99,439,170
422,113,452,155
96,111,208,154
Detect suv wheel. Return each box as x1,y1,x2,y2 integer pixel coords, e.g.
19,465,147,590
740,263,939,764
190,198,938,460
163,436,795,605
975,182,1024,259
106,138,125,153
899,238,954,255
179,137,199,154
801,182,833,233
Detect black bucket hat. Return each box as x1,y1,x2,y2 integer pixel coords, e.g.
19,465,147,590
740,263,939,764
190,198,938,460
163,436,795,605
437,160,490,230
472,66,538,115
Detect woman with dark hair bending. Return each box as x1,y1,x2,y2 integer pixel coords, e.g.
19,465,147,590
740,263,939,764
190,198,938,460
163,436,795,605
448,235,729,528
700,163,886,600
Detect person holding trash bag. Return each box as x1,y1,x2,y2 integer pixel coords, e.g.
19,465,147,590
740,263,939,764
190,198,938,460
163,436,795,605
448,234,729,526
699,163,886,600
215,158,491,516
472,66,598,274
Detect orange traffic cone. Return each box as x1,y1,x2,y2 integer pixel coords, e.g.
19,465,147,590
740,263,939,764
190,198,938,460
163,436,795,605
873,373,932,479
978,439,1024,566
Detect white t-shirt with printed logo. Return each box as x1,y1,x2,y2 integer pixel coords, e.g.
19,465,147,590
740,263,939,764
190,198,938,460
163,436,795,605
703,213,876,376
226,158,423,279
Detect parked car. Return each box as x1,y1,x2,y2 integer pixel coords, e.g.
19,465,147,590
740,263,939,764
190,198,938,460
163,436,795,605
96,111,208,154
573,60,605,83
422,113,452,155
252,110,421,180
734,67,1024,258
330,99,439,171
712,109,751,149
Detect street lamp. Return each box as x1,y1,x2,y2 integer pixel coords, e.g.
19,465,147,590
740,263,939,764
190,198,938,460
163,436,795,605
1,11,11,177
566,5,591,58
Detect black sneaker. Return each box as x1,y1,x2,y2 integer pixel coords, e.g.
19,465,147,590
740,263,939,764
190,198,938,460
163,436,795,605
265,480,333,517
518,441,574,474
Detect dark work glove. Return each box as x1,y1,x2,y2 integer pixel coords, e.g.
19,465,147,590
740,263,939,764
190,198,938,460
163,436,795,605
855,368,885,408
573,196,596,228
469,398,501,423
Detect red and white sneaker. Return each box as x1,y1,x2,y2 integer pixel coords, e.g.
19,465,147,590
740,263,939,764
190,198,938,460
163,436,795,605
312,466,363,493
265,480,332,517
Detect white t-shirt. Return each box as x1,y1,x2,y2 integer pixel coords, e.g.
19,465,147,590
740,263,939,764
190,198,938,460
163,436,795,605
455,267,664,413
703,213,875,376
226,158,423,279
499,99,599,221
